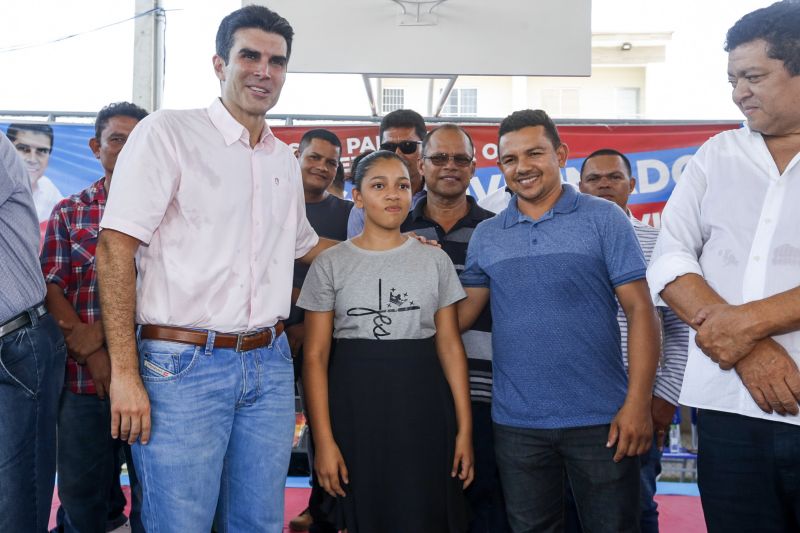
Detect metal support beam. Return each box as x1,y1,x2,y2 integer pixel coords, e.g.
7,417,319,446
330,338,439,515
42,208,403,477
433,75,458,117
132,0,165,112
362,75,378,117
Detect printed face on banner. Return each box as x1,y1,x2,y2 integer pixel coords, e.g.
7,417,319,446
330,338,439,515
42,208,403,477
213,28,288,125
579,154,635,211
498,126,568,213
12,130,52,184
728,39,800,136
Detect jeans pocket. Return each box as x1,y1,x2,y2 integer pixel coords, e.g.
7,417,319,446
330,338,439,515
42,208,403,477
138,339,200,382
273,333,293,363
0,329,39,397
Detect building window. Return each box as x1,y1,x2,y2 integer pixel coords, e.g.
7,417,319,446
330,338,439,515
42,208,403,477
541,88,580,117
615,88,640,118
382,88,404,113
441,88,478,117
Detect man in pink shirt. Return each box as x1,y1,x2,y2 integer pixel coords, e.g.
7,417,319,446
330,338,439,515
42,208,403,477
96,6,334,532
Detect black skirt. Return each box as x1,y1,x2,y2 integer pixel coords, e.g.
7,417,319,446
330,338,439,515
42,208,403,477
320,337,467,533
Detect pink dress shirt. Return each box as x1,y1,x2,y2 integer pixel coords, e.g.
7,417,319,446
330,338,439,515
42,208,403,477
101,98,318,333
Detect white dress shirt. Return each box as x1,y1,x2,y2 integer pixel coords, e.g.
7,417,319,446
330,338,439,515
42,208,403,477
101,99,319,333
32,175,62,222
647,125,800,425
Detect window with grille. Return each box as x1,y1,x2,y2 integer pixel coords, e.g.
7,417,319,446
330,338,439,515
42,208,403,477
441,88,478,117
382,88,404,113
541,88,580,117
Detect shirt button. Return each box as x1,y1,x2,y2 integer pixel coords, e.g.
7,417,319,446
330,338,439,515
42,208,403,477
764,218,772,224
753,256,760,262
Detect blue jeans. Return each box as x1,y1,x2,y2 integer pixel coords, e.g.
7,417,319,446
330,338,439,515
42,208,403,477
0,311,66,533
132,328,295,533
494,422,640,533
54,390,143,533
565,434,660,533
697,409,800,533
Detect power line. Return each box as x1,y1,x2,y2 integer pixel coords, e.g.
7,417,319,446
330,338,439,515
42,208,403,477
0,7,175,54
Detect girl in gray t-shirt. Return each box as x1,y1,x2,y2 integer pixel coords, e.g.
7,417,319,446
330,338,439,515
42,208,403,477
297,151,473,533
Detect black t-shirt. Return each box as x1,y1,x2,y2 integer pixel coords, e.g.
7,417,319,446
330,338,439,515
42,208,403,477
293,195,353,288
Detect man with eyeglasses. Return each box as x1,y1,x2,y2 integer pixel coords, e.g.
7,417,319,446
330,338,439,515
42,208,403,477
346,108,428,238
401,124,509,532
7,123,63,223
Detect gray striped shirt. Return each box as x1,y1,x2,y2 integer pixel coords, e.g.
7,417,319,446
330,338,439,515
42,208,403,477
0,133,45,322
621,215,688,405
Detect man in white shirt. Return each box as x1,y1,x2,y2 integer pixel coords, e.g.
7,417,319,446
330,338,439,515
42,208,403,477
96,6,334,532
646,3,800,531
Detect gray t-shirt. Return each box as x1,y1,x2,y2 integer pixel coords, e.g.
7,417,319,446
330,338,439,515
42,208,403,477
297,238,465,340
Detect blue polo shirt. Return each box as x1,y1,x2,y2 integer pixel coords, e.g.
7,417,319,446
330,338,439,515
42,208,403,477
461,185,646,429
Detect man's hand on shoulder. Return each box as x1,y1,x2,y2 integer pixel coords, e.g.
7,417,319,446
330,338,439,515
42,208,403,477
735,338,800,416
693,303,759,369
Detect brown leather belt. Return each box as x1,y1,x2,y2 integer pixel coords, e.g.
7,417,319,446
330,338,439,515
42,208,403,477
140,323,284,353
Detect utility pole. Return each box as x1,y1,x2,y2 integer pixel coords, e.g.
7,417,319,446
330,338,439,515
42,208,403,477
132,0,165,112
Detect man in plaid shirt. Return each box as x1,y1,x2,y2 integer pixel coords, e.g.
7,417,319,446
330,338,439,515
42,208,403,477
41,102,148,533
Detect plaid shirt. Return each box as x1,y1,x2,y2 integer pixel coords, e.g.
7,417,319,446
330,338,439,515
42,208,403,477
40,177,107,394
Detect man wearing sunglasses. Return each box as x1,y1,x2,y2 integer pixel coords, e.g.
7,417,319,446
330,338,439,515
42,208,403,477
6,123,63,223
346,108,428,238
401,125,509,532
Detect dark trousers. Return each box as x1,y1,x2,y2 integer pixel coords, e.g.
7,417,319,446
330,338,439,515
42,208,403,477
697,409,800,533
565,434,660,533
466,402,511,533
0,312,66,533
494,422,640,533
54,390,144,533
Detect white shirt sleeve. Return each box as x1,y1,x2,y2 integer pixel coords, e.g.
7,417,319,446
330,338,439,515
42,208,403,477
290,159,319,259
646,149,709,306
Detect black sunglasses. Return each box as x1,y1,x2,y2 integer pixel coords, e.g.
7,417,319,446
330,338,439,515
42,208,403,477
380,140,421,154
422,153,474,167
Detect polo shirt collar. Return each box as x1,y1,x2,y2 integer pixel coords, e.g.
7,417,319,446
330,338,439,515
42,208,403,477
502,184,580,228
207,98,275,149
410,195,483,225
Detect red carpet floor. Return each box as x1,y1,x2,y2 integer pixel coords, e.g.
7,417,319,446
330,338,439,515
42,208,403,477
51,487,706,532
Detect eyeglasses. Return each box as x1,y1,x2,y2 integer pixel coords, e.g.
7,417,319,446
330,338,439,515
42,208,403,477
380,141,421,154
14,143,51,157
422,153,474,167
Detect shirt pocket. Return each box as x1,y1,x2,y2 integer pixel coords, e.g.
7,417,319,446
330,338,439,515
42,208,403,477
69,226,99,272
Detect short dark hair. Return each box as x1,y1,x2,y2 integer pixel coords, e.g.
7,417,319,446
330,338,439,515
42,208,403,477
498,109,561,149
379,109,427,142
725,1,800,76
7,123,54,148
216,5,294,64
298,128,342,154
348,149,375,182
422,124,475,156
352,150,409,190
94,102,149,140
580,148,633,179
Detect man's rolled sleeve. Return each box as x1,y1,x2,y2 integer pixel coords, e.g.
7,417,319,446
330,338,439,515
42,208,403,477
646,154,709,306
99,114,180,244
40,202,72,290
459,228,489,288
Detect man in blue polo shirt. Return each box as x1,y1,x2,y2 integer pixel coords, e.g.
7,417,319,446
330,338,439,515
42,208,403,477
458,109,660,533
